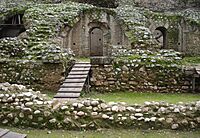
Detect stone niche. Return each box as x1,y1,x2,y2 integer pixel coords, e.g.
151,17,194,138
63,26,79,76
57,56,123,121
0,14,26,39
149,18,200,55
61,12,130,57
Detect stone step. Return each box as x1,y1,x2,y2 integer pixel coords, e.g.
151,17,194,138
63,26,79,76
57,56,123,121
67,75,88,79
61,83,85,88
54,93,80,98
58,87,82,93
55,62,91,99
76,62,90,64
0,129,9,137
0,128,26,138
64,78,86,83
1,131,27,138
74,64,91,68
69,71,89,75
71,68,90,71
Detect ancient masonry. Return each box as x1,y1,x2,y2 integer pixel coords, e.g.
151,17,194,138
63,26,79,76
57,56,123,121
0,83,200,130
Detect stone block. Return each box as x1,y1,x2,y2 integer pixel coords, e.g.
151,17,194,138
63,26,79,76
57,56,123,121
91,56,113,65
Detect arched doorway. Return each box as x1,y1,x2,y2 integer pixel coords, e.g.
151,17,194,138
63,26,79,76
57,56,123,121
154,27,167,49
0,14,25,39
90,28,103,56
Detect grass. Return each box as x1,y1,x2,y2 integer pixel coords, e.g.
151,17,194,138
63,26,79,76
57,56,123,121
75,57,90,62
83,91,200,104
41,90,56,99
42,90,200,104
2,127,200,138
182,56,200,65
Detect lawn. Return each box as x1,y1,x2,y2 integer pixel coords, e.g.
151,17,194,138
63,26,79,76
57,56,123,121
182,56,200,65
83,92,200,104
2,127,200,138
75,57,91,62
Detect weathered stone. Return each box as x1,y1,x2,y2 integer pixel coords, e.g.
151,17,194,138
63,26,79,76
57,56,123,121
100,103,108,109
158,117,165,122
126,107,135,112
34,110,41,114
144,101,151,106
130,116,137,120
63,118,71,124
190,122,197,128
112,106,119,112
135,113,143,117
91,112,98,116
135,108,142,112
38,117,43,121
61,106,68,110
14,117,19,123
93,107,98,111
122,65,129,71
7,113,13,118
122,117,127,120
72,103,78,107
150,117,156,122
84,100,91,106
91,100,99,106
25,102,34,107
174,108,180,113
49,118,57,123
77,111,85,116
171,124,179,130
28,115,33,119
19,112,24,118
36,101,43,105
77,103,84,108
102,114,109,119
181,119,188,125
86,106,93,110
166,118,173,124
144,118,150,122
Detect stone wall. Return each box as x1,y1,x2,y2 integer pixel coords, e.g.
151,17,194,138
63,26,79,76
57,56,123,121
0,60,73,91
90,49,189,92
90,64,185,92
119,0,200,11
149,15,181,51
0,83,200,130
184,22,200,55
149,12,200,55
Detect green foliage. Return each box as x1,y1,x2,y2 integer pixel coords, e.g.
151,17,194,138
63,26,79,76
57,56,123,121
115,49,182,68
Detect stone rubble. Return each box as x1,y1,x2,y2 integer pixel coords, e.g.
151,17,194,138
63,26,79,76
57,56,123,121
0,83,199,130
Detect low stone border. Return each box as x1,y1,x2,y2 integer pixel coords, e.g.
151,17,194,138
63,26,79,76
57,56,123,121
0,83,200,130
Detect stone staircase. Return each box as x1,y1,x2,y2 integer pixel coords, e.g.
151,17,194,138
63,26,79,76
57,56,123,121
54,62,91,100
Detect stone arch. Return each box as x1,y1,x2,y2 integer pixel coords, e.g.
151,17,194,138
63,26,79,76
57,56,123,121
66,20,82,56
64,12,130,57
0,14,25,39
149,22,169,49
88,22,110,34
154,26,167,49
